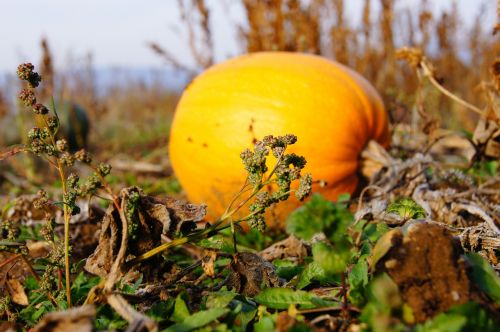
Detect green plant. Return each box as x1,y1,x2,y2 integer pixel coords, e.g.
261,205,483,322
1,63,115,307
129,134,312,264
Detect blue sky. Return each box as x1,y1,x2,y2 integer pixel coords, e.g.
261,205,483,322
0,0,495,73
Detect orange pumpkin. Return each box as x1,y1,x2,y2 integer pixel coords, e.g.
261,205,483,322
169,52,390,228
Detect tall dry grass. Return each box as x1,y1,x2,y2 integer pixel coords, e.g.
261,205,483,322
154,0,499,130
0,38,179,158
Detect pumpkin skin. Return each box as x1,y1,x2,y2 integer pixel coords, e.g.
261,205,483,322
169,52,390,228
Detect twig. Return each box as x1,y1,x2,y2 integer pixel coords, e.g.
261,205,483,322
0,145,27,161
420,61,485,116
0,253,22,269
103,197,129,293
107,294,157,332
452,203,499,235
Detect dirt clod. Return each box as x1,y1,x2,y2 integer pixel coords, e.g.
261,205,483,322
378,221,471,323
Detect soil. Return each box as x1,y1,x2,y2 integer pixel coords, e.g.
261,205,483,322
378,222,471,323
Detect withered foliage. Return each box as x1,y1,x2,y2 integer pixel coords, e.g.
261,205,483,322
85,187,206,279
150,0,499,130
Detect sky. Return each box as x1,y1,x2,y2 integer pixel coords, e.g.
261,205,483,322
0,0,496,73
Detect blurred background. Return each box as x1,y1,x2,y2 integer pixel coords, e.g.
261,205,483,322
0,0,498,159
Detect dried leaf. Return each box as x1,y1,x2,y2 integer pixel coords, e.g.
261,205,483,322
223,252,284,297
201,250,217,278
85,187,206,278
259,235,308,262
6,279,28,306
32,305,96,332
107,294,157,332
473,119,500,159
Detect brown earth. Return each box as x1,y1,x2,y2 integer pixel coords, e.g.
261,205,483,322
378,222,471,323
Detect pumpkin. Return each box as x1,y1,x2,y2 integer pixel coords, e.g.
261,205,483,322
169,52,390,228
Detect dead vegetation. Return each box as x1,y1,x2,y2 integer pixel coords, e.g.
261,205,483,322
0,0,500,331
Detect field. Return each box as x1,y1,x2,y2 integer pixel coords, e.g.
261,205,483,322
1,1,499,331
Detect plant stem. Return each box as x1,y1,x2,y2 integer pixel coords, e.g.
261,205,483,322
19,255,60,309
420,62,484,116
0,253,22,269
127,190,292,266
43,116,72,307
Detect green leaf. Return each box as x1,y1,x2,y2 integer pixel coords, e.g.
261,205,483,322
312,242,351,276
414,313,466,332
172,295,190,323
198,235,234,253
255,288,318,309
71,272,100,304
465,253,500,304
363,222,390,243
387,197,426,219
205,291,237,309
360,274,406,331
484,160,498,176
348,259,369,306
297,262,327,289
412,301,500,332
370,228,402,268
254,316,276,332
94,305,128,330
274,259,304,280
231,299,257,331
119,275,143,294
147,300,175,323
445,302,498,331
286,194,330,240
163,308,229,332
24,275,40,291
349,259,369,288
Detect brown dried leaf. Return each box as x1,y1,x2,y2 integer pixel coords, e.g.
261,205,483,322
223,252,284,297
84,202,120,277
201,250,217,278
84,187,206,278
473,119,500,159
360,140,394,180
32,305,95,332
6,194,54,224
26,240,51,258
106,294,157,332
259,235,308,262
6,279,28,306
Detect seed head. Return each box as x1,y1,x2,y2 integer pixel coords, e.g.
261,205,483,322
97,162,112,177
295,173,313,201
66,173,79,189
248,214,266,232
16,63,41,88
56,139,68,152
74,149,92,164
16,63,34,81
33,103,49,115
60,152,75,166
33,189,48,209
44,116,57,133
44,144,57,156
30,139,46,155
28,127,42,140
18,89,36,107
